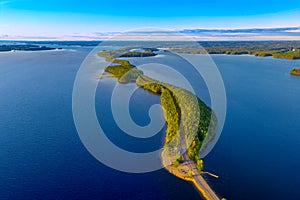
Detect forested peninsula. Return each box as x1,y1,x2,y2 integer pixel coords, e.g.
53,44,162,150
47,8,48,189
98,49,220,200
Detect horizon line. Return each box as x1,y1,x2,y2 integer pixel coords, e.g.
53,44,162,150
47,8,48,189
1,26,300,41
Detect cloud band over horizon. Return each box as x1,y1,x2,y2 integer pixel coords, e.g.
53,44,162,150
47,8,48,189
1,27,300,41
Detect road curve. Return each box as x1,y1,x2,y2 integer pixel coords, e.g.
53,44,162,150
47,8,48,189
180,123,219,200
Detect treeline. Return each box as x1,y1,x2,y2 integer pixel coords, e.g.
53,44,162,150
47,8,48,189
0,45,56,52
187,98,217,170
98,41,300,60
167,48,300,59
137,75,217,171
273,51,300,59
290,68,300,76
98,49,157,83
160,88,180,144
98,51,143,83
100,50,217,171
120,51,156,57
98,49,157,60
170,85,216,171
164,41,300,60
136,76,180,145
105,65,143,83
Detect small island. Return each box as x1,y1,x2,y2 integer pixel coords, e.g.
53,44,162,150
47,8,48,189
290,68,300,76
0,45,58,52
98,49,220,200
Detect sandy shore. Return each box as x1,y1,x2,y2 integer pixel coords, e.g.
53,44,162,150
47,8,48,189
161,148,220,200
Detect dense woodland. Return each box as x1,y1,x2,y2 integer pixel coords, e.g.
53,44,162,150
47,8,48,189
0,45,56,51
99,50,217,171
97,41,300,59
98,50,144,83
165,41,300,59
3,41,300,60
290,68,300,75
136,75,217,171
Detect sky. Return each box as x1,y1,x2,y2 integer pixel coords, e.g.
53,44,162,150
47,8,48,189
0,0,299,40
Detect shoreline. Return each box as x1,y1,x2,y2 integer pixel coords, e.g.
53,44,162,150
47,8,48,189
98,51,220,200
161,148,220,200
290,68,300,76
0,48,64,54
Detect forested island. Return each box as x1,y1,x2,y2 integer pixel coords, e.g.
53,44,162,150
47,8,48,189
290,68,300,76
98,50,148,83
0,45,57,52
98,49,219,199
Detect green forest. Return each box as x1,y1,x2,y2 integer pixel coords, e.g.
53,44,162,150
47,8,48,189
99,50,217,171
136,75,217,171
166,42,300,59
0,44,56,51
98,50,144,83
102,41,300,60
290,68,300,75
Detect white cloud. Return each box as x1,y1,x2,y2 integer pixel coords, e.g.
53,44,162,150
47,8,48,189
1,27,300,41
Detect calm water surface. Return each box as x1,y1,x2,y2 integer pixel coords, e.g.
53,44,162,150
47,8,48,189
0,48,201,200
0,47,300,199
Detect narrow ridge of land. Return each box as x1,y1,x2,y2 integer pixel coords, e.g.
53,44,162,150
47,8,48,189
98,49,220,200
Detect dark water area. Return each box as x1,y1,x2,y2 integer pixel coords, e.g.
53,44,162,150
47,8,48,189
204,55,300,200
0,48,201,200
95,79,165,153
0,46,300,200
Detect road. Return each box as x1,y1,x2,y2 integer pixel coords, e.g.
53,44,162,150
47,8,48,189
180,124,219,200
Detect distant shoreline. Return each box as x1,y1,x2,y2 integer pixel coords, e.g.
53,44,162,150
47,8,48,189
0,44,60,52
98,48,220,200
1,41,300,61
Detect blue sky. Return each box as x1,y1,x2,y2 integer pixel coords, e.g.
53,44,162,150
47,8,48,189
0,0,299,40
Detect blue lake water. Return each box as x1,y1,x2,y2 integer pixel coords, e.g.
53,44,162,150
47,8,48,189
0,47,300,199
0,48,201,200
205,55,300,199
